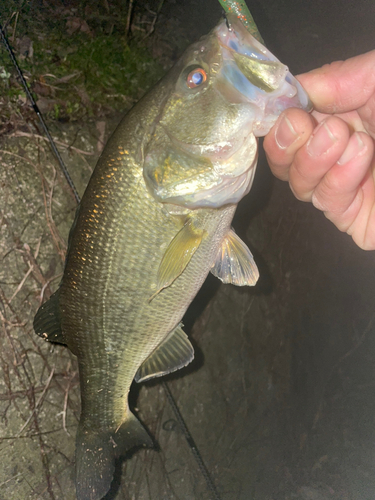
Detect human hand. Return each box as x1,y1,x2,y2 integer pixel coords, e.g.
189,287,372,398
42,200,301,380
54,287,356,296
263,50,375,250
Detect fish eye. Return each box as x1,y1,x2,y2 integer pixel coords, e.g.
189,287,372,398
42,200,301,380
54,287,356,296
186,68,207,89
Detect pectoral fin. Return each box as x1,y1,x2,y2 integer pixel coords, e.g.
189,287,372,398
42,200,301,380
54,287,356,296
211,229,259,286
135,324,194,383
156,218,205,293
33,289,66,345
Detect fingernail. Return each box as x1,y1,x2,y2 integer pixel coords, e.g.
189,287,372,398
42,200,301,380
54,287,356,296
275,115,299,149
307,121,337,157
311,192,325,211
337,133,365,165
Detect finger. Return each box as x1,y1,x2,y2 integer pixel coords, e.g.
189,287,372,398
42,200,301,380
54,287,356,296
312,109,367,134
350,171,375,250
311,132,374,233
358,92,375,138
288,116,350,201
264,108,315,181
297,50,375,114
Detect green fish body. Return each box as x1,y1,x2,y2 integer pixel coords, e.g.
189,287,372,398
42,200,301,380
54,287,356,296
34,15,311,500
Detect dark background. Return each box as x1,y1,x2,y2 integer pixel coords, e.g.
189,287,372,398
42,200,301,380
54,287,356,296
0,1,374,499
147,1,375,499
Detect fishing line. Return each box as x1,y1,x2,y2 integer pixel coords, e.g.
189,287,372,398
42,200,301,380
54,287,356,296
1,22,222,500
0,23,80,204
162,381,222,500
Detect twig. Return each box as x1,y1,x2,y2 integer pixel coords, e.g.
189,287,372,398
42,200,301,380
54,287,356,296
10,131,95,156
38,273,62,303
57,367,76,436
39,165,67,263
0,309,26,328
1,117,72,265
0,472,23,487
62,382,70,435
8,263,33,304
11,11,19,43
17,367,55,436
0,385,48,401
125,0,134,39
142,0,165,39
21,241,54,301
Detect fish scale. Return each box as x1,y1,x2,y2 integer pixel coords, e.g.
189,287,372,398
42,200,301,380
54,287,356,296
61,102,237,430
33,14,311,500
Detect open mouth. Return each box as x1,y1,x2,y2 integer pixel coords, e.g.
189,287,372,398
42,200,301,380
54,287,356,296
215,15,313,117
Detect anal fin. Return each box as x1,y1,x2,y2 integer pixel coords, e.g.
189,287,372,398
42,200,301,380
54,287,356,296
33,289,66,345
135,324,194,383
211,229,259,286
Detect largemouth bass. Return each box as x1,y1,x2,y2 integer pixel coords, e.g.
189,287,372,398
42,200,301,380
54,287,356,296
34,14,311,500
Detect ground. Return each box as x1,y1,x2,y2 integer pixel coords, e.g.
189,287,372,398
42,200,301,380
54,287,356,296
1,1,375,499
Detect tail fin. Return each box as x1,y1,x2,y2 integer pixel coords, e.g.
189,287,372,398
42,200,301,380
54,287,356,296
75,413,153,500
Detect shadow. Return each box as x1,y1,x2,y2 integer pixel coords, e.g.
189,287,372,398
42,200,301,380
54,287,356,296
234,146,273,225
233,146,275,295
103,441,159,500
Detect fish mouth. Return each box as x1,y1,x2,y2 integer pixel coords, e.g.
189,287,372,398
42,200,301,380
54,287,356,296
214,14,313,132
164,14,313,162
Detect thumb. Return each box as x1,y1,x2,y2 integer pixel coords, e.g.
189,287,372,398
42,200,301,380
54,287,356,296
297,50,375,114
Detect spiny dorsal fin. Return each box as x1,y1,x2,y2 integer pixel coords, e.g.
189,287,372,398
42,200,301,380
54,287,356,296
211,229,259,286
33,289,66,345
135,323,194,383
154,218,205,295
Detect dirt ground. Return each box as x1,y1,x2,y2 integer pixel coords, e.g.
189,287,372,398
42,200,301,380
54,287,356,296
1,1,375,499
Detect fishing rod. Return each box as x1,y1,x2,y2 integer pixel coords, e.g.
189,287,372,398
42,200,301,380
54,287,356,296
218,0,263,42
0,21,222,500
0,24,80,204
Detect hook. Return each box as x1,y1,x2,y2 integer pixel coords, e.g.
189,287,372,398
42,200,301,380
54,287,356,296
222,9,232,31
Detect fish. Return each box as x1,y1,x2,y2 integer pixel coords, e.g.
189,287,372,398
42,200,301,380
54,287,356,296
34,14,311,500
